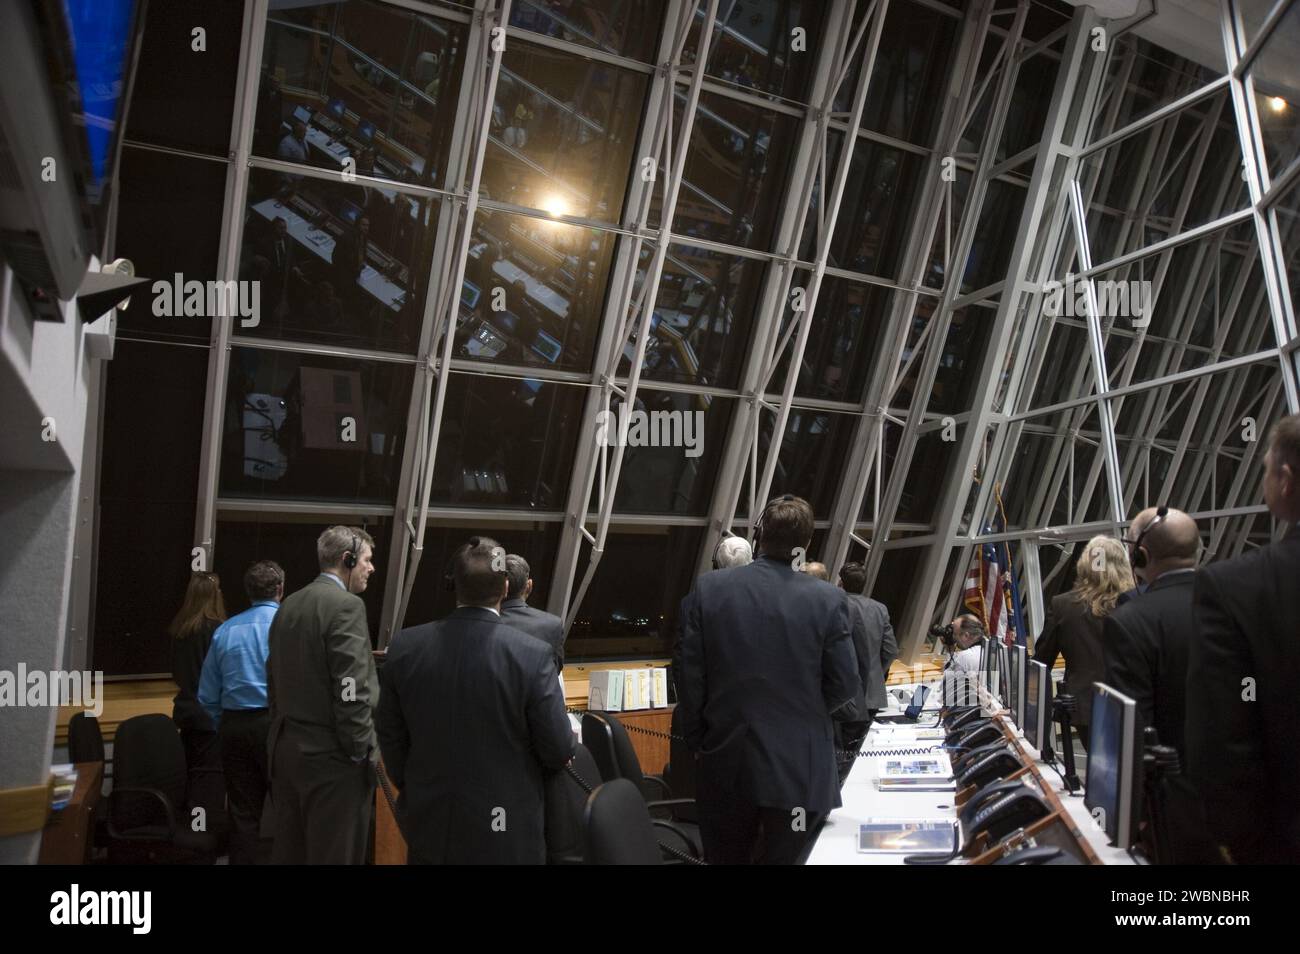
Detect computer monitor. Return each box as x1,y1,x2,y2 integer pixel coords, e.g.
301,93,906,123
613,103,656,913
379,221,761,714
461,279,480,310
356,119,376,143
339,199,363,226
292,104,313,125
982,636,1000,698
1085,683,1139,849
1008,644,1027,729
1024,659,1052,752
531,329,562,363
327,97,346,119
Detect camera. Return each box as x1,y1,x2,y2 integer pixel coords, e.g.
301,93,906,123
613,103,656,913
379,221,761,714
929,622,956,651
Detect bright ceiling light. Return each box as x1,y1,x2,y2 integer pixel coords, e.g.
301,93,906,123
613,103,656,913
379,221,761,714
1270,96,1287,113
540,192,570,218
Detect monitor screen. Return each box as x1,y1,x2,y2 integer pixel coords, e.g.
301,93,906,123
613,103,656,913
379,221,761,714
1025,660,1046,750
1009,645,1027,729
327,97,346,119
293,105,313,125
1085,683,1138,848
461,279,480,310
339,199,363,225
357,119,377,142
531,329,562,363
982,637,999,698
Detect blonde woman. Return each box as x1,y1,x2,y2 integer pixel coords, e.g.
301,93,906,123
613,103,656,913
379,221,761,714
1033,536,1134,752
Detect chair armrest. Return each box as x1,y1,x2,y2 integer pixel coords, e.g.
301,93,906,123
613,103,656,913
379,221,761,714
637,775,673,801
651,820,704,864
644,797,696,822
108,787,177,840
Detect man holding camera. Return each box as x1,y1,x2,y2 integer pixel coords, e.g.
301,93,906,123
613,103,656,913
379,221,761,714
937,614,985,706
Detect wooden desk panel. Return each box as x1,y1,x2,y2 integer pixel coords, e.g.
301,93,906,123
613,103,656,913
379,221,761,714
39,761,102,865
609,707,674,777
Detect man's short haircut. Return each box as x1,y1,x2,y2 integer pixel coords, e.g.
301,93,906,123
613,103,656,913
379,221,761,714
839,561,867,594
317,525,375,572
453,536,507,606
504,554,530,599
244,560,284,602
1268,413,1300,471
957,613,986,640
802,561,829,581
758,494,814,556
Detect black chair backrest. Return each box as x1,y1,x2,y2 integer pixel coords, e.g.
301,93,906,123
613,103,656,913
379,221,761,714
582,779,662,865
112,714,187,830
67,712,105,764
544,743,602,864
601,713,647,786
582,712,620,783
665,708,696,799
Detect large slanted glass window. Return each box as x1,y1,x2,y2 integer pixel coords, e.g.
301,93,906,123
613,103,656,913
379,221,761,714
566,526,705,661
219,348,412,505
454,209,617,374
741,408,857,519
685,0,825,104
650,89,799,251
238,169,438,352
429,374,586,511
482,41,650,223
770,273,889,403
621,245,766,389
509,0,666,63
611,391,736,516
256,0,467,188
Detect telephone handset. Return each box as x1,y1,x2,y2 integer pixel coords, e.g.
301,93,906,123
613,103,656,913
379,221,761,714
964,787,1052,844
956,744,1024,789
959,778,1026,827
943,707,984,732
991,845,1077,865
946,720,1002,751
952,739,1007,774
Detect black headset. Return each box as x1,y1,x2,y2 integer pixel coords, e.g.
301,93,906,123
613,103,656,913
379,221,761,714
1129,505,1168,569
343,532,360,570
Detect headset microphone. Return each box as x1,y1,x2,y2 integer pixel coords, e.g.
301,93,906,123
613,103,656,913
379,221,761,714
1130,505,1168,570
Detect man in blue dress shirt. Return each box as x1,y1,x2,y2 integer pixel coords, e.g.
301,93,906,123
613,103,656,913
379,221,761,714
199,560,284,864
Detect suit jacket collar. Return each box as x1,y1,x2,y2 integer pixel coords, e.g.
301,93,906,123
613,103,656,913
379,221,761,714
1148,568,1195,592
450,605,501,621
501,597,528,611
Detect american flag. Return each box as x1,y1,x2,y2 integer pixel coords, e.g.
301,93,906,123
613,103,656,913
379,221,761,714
963,485,1026,647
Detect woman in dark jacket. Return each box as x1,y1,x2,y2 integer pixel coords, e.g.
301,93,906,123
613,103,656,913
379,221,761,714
169,572,227,799
1034,536,1134,752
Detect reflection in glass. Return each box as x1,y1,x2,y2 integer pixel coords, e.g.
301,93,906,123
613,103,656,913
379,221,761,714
483,42,649,222
622,245,765,389
215,515,391,643
566,527,705,661
509,0,665,64
402,520,562,634
746,408,856,517
1248,0,1300,178
220,348,412,504
611,391,735,516
239,169,437,352
771,274,887,403
430,374,586,510
686,0,824,103
256,0,467,188
454,210,617,373
651,89,798,250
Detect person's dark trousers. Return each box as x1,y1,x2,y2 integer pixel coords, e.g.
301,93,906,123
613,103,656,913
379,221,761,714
834,717,872,786
697,777,824,865
219,708,271,864
179,725,226,829
270,733,373,864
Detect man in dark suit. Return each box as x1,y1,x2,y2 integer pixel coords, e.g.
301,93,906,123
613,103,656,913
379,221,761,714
255,217,301,320
835,561,898,779
267,525,378,864
501,554,565,670
376,537,574,864
1188,414,1300,864
1104,507,1218,864
674,494,860,864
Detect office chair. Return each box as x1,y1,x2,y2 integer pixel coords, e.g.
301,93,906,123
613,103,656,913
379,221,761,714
544,743,602,865
107,714,225,864
582,779,671,866
582,711,702,856
66,712,108,859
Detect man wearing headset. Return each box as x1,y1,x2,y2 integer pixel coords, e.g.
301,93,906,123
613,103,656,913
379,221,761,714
267,525,379,864
1103,506,1217,864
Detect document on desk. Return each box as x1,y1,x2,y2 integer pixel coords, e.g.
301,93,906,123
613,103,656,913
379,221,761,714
857,819,958,855
881,754,952,779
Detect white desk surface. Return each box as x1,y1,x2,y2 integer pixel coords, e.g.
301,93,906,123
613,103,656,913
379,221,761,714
252,198,405,312
805,684,1138,866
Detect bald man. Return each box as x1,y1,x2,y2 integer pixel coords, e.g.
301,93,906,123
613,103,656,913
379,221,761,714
1187,414,1300,864
1104,507,1217,864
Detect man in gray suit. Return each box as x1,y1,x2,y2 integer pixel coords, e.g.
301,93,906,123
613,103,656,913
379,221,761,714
267,525,379,864
501,555,565,670
835,561,898,778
